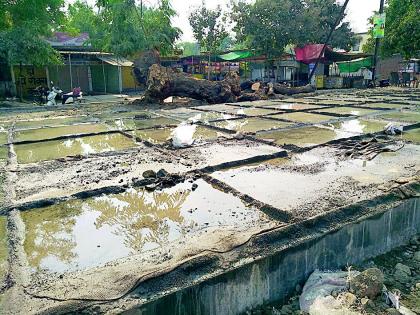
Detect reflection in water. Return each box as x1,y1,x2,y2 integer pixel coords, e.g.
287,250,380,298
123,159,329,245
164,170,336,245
15,133,136,164
22,180,261,273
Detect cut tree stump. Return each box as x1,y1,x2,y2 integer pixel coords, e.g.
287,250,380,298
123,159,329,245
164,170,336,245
272,83,315,95
144,64,241,104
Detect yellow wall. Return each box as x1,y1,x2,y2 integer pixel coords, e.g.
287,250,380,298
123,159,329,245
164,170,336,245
121,66,137,90
13,66,47,97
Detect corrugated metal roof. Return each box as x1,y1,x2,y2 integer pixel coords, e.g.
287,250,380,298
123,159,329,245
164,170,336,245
97,56,133,67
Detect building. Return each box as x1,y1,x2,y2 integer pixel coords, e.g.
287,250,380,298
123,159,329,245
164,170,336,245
2,32,139,98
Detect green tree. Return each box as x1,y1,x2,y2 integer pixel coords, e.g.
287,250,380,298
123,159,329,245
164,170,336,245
176,42,201,56
363,0,419,59
0,0,65,66
230,0,355,56
65,0,181,57
189,1,229,78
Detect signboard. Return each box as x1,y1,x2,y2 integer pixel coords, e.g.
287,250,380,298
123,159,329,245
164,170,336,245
373,13,386,38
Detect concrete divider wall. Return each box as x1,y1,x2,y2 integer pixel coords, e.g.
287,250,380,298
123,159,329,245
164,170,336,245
130,198,419,315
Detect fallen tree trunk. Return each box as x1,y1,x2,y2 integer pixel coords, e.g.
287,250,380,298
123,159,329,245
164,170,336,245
272,83,315,95
144,64,241,104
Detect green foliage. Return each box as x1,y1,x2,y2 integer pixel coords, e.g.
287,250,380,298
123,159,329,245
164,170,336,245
65,0,181,57
230,0,355,57
188,1,229,54
0,0,65,66
363,0,419,59
381,0,419,58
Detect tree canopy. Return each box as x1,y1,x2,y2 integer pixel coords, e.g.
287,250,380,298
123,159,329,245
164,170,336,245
230,0,355,57
188,1,229,54
65,0,181,57
0,0,65,66
363,0,419,59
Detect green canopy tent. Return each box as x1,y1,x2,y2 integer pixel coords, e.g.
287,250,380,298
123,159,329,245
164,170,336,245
218,50,255,61
337,57,373,74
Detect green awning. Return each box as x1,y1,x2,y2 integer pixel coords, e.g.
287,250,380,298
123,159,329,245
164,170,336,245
218,51,254,61
337,57,373,73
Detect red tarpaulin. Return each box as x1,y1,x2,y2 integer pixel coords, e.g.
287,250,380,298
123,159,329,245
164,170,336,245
295,44,325,64
295,44,371,64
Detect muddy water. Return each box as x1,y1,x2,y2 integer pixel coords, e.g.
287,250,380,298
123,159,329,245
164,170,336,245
21,179,264,273
264,103,327,111
255,125,354,147
270,112,335,123
328,118,391,135
211,145,420,213
314,107,384,116
309,99,358,105
14,116,97,130
0,132,7,145
196,105,280,116
359,103,406,109
135,126,228,145
0,216,7,281
14,133,136,164
210,117,292,133
378,111,420,123
111,117,179,131
0,146,7,160
401,128,420,143
15,123,110,142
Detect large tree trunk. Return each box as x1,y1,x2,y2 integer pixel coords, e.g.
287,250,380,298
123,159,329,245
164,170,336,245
272,83,315,95
144,64,241,104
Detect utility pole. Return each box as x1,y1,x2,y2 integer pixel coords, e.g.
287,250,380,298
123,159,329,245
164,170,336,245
307,0,351,84
372,0,385,87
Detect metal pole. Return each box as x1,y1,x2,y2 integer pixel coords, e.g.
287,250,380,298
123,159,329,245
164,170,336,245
68,54,73,89
102,60,107,94
372,0,385,86
308,0,351,83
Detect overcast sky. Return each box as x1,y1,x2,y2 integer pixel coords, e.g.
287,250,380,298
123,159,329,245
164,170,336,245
69,0,379,41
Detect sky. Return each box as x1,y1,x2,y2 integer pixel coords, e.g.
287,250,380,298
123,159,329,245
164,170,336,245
69,0,380,42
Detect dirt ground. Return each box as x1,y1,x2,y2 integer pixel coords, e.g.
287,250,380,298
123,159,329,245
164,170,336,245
0,87,419,314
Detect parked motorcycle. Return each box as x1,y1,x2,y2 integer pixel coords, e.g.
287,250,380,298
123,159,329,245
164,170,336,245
46,82,63,106
61,86,83,104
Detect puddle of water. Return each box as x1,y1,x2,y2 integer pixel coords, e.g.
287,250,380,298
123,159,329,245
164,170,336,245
15,124,110,142
14,116,97,130
111,117,179,131
0,132,7,145
270,112,335,123
314,107,384,116
265,103,327,111
14,133,136,164
359,103,406,110
238,107,281,116
0,146,8,160
210,117,292,133
378,111,420,123
195,105,279,117
0,216,7,281
311,99,358,105
21,179,264,273
135,127,173,144
135,126,228,145
194,104,241,114
188,112,236,123
256,125,355,147
212,145,420,213
328,119,390,135
401,128,420,143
